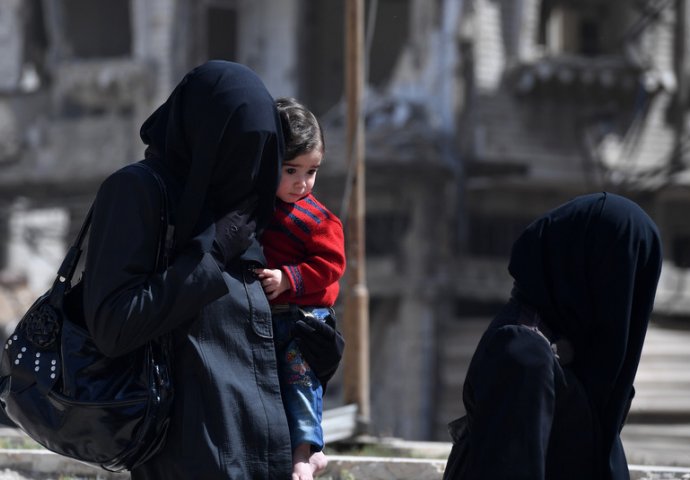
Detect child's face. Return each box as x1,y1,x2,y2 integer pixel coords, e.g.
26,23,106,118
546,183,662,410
276,148,323,203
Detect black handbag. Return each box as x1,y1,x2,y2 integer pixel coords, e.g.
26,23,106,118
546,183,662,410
0,162,174,472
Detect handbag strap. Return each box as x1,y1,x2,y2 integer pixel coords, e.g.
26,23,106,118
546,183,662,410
135,161,174,270
55,205,93,285
52,162,171,292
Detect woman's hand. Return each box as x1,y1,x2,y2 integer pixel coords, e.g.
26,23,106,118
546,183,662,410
293,311,345,386
211,198,257,267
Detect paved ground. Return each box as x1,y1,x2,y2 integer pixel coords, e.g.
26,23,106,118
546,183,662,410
628,318,690,421
0,451,687,480
622,318,690,468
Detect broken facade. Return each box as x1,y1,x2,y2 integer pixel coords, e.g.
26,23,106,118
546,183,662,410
0,0,688,442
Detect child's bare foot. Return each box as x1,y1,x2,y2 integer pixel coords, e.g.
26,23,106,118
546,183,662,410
292,459,313,480
309,450,328,475
291,444,328,480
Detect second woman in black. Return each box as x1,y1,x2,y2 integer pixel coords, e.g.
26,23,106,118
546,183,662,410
449,192,662,480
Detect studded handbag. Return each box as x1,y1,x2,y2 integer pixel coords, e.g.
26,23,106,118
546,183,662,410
0,162,174,472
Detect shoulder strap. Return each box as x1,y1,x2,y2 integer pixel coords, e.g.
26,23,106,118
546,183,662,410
55,205,93,284
53,162,172,290
132,161,174,270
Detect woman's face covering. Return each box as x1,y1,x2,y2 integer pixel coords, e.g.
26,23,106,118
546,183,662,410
139,60,284,238
507,192,662,444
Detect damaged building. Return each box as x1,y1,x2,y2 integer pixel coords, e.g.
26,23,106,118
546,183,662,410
0,0,689,447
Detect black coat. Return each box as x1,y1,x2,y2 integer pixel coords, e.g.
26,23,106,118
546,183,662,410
461,300,597,480
455,192,662,480
83,61,292,479
83,163,291,479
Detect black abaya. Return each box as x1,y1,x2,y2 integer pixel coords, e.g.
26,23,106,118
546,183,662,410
455,192,662,480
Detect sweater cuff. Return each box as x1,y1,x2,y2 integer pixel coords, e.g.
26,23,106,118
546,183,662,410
281,265,303,297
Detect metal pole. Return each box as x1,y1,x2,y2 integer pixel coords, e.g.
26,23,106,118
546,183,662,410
673,0,688,171
343,0,370,426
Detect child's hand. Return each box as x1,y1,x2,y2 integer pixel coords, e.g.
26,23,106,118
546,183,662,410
254,268,291,300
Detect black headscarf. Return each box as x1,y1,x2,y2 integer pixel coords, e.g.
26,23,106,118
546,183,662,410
140,60,283,246
508,192,662,474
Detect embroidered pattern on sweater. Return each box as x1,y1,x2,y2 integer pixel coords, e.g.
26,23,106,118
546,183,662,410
287,264,305,297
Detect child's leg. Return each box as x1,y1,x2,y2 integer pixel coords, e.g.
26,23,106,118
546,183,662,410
277,307,331,478
278,335,325,450
279,338,327,479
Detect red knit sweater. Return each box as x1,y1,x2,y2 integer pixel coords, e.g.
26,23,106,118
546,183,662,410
260,194,346,306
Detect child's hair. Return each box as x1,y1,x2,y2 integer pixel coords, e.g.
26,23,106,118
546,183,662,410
275,97,325,161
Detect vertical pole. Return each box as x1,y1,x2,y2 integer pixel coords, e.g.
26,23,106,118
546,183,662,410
343,0,370,426
674,0,688,170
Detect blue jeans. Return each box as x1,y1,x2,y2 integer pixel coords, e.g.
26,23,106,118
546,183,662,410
272,305,331,451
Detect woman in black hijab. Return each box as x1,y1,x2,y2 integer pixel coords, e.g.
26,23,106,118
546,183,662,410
83,61,342,479
445,192,662,480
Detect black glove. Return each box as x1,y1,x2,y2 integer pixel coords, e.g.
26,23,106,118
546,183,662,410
210,197,257,267
293,311,345,386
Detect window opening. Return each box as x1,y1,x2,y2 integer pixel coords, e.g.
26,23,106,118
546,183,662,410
61,0,131,58
206,6,237,61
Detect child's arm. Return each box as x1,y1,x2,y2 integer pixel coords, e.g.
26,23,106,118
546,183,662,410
281,217,346,297
254,268,291,300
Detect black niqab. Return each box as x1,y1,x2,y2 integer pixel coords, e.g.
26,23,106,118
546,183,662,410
140,60,283,245
508,192,662,475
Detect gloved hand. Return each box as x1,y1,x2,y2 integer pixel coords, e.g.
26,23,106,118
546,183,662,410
293,312,345,386
210,196,257,268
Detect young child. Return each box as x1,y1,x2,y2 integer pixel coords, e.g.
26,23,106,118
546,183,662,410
255,97,346,480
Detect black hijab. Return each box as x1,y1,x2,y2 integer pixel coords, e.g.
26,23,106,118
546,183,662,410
508,192,662,473
140,60,283,246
